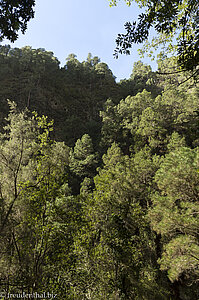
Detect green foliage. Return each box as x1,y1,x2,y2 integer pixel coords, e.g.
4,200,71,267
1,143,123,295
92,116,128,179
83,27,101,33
71,143,169,299
0,102,70,293
130,60,152,81
100,87,199,155
0,44,199,298
69,134,97,178
149,146,199,297
0,1,35,42
118,61,161,99
112,0,199,78
0,47,118,146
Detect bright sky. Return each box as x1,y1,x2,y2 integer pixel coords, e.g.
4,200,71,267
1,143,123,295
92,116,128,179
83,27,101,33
2,0,157,81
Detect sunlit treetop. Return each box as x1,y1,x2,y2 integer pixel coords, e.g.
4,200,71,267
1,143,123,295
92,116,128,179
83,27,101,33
110,0,199,76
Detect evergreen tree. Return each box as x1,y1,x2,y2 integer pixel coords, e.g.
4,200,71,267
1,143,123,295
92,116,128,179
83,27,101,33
72,143,169,299
69,134,97,179
149,146,199,299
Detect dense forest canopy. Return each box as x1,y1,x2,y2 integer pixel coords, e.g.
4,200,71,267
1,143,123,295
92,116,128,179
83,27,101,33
1,0,199,77
0,45,199,299
0,1,198,299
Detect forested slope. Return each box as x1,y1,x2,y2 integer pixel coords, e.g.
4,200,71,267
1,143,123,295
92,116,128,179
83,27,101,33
0,45,199,300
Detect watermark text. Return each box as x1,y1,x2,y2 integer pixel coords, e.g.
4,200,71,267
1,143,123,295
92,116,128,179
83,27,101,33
0,292,57,299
